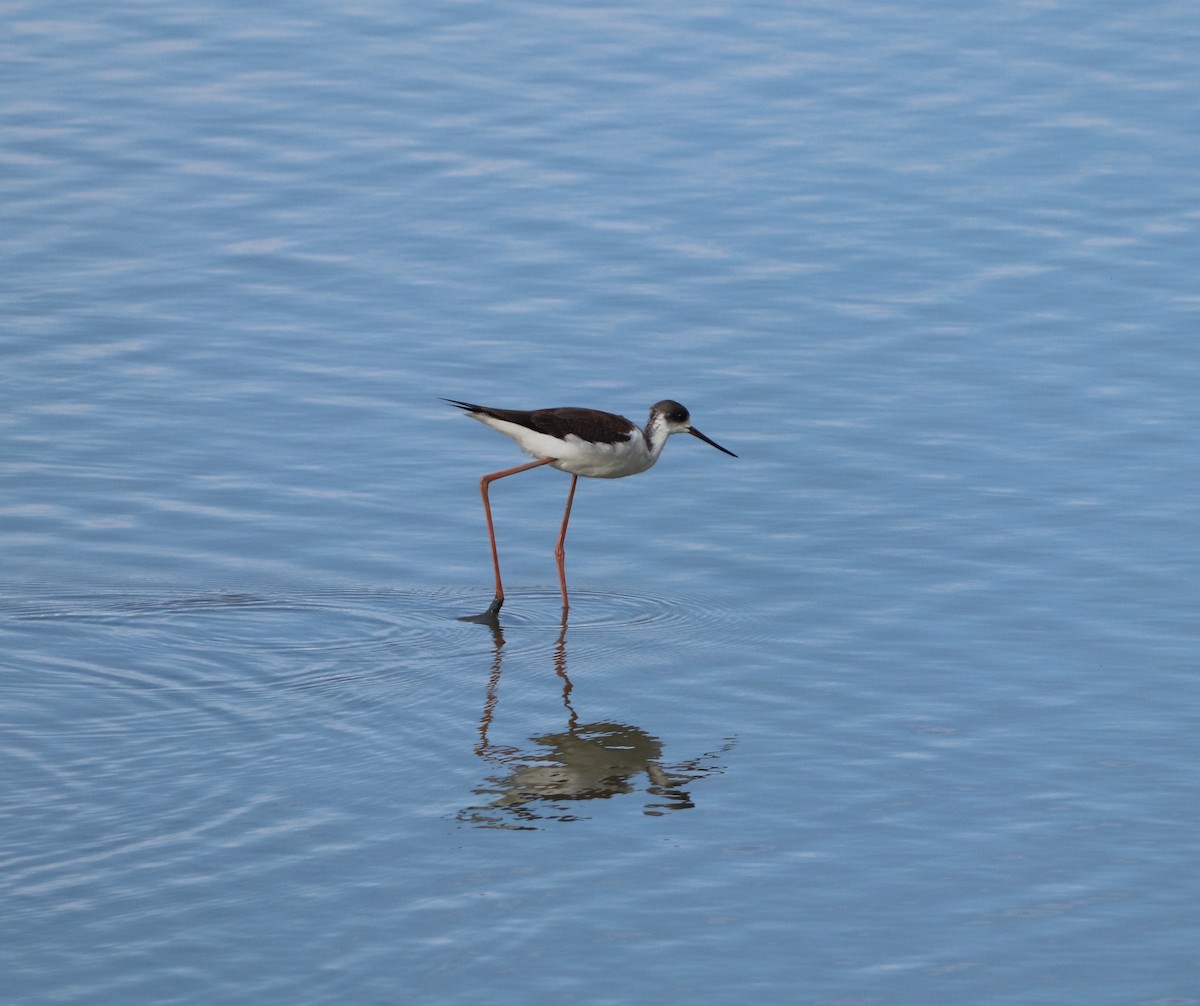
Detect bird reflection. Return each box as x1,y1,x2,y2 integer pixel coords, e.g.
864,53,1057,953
458,615,734,830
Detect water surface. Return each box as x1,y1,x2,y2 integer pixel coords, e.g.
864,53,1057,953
4,1,1200,1003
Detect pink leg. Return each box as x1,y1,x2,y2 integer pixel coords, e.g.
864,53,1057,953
479,458,554,616
554,475,578,612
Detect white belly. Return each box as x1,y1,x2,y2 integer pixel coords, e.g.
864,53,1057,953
475,415,656,479
548,435,655,479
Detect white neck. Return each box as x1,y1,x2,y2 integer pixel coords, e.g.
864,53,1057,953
642,414,673,460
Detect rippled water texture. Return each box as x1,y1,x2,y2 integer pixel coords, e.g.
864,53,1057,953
4,1,1200,1004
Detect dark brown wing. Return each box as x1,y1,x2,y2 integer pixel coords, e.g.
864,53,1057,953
443,399,635,444
525,407,635,444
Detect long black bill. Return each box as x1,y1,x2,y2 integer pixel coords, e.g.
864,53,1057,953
688,427,737,457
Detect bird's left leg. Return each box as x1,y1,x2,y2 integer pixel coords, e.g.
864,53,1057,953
554,474,579,613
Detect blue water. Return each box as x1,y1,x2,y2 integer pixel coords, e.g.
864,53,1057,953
4,1,1200,1003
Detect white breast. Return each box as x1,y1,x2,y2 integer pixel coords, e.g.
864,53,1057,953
471,413,656,479
549,432,655,479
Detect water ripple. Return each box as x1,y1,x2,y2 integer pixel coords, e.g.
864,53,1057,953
448,585,713,631
1,587,466,740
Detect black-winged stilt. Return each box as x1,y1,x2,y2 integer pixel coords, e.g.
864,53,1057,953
444,398,736,619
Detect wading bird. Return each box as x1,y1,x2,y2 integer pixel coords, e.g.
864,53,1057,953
444,398,737,619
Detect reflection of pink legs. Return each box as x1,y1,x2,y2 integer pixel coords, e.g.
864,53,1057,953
478,458,555,613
